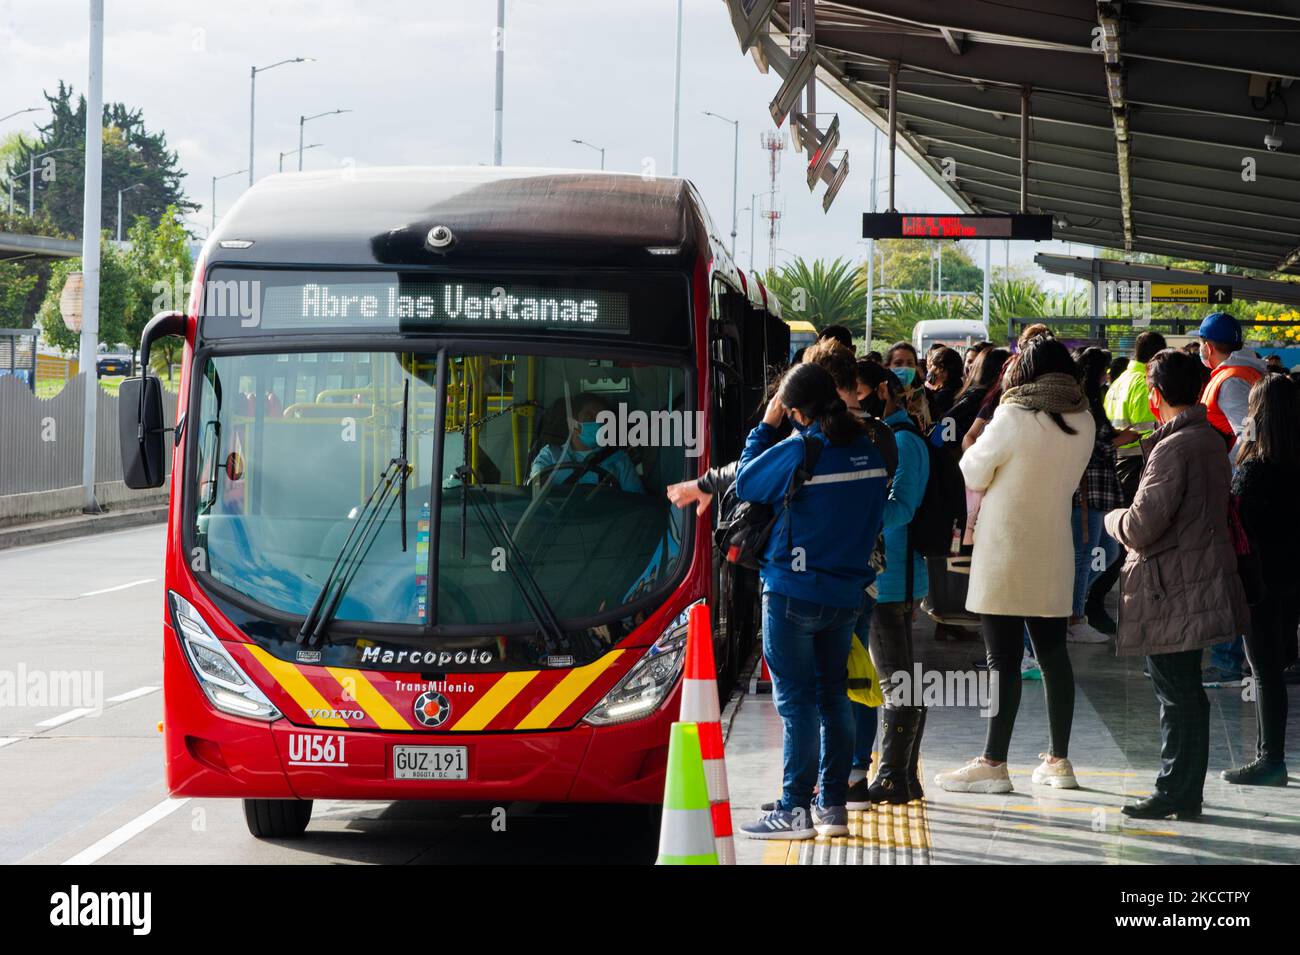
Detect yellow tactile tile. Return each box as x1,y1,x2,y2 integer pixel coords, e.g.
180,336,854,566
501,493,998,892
760,759,934,865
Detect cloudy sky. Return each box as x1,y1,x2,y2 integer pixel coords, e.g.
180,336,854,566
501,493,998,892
2,0,1083,282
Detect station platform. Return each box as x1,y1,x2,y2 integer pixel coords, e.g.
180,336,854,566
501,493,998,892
725,610,1300,865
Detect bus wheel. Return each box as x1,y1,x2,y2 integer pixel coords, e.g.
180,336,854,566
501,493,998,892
243,798,313,839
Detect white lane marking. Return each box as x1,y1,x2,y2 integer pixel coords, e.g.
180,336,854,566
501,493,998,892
36,708,98,729
79,578,156,597
106,686,160,704
0,738,19,749
62,797,190,865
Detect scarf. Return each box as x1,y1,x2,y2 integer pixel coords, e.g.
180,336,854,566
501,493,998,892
1000,372,1089,416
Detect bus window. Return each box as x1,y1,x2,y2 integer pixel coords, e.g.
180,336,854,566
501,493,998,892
437,352,690,626
190,350,439,626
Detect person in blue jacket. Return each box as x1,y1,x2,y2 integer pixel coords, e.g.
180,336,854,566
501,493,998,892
851,362,930,806
735,362,888,841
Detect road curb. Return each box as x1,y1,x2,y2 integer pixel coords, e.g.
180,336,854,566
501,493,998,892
0,505,168,551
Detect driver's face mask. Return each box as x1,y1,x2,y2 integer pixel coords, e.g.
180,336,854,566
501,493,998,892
579,421,603,447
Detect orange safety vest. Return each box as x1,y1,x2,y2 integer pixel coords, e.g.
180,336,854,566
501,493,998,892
1201,362,1263,446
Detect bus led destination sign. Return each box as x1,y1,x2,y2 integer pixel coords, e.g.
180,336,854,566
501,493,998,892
210,273,633,335
292,281,629,333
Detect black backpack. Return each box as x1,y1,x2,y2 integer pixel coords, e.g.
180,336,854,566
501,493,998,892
715,434,823,571
888,420,966,559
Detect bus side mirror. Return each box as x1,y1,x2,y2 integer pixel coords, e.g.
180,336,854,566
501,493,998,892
119,310,187,490
120,375,166,489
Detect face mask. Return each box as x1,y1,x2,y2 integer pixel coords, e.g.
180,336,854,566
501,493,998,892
579,421,603,447
861,395,886,419
891,366,916,389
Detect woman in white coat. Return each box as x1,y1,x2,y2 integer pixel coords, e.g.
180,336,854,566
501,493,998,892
936,336,1095,793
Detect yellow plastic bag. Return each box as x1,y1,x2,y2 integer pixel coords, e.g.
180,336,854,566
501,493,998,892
846,633,883,708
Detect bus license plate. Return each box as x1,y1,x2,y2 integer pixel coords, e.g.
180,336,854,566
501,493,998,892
392,746,468,780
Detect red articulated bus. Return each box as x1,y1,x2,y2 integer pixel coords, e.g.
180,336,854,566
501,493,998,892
119,167,789,837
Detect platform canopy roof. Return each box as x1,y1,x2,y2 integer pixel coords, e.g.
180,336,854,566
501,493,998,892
725,1,1300,274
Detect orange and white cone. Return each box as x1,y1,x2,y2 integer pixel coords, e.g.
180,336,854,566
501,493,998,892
679,602,734,864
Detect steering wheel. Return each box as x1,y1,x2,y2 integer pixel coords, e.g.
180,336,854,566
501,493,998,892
527,459,621,493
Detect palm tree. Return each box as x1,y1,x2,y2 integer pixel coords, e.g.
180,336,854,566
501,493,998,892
763,257,867,337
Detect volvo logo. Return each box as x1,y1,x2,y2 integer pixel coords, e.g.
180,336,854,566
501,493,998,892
413,690,452,727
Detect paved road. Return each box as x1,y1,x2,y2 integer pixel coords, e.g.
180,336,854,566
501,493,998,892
0,525,658,864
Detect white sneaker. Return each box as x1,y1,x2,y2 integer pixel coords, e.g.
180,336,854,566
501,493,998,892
935,757,1013,793
1031,753,1078,788
1067,621,1110,644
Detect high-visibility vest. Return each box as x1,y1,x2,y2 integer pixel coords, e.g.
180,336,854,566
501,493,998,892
1202,362,1263,446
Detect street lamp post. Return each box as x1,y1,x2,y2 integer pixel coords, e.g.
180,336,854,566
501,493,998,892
570,138,605,170
703,111,739,257
211,168,247,233
299,109,350,171
115,182,144,242
249,57,312,186
80,0,104,514
281,144,321,172
20,146,75,218
0,107,39,124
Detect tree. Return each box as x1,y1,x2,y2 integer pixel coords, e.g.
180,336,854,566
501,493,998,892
763,257,867,338
0,207,72,329
36,242,136,355
123,206,193,380
8,82,198,239
876,239,984,292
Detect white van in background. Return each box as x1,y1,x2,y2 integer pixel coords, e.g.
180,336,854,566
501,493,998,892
912,318,990,356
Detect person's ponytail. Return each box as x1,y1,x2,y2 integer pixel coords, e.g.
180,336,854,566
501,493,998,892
818,395,862,445
777,362,863,446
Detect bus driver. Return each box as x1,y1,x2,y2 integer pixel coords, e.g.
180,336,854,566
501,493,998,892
529,392,644,493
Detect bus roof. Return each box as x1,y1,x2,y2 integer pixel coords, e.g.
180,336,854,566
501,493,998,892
205,166,716,273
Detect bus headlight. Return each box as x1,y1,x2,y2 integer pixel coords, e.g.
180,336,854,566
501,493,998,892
583,600,703,726
169,591,281,721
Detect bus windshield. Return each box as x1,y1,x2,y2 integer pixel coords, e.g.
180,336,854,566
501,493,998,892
190,347,693,629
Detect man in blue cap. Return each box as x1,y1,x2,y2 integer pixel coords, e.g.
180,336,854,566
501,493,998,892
1194,312,1265,688
1196,312,1265,456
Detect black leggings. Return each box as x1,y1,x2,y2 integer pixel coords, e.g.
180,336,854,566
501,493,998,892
1243,595,1298,764
981,614,1074,762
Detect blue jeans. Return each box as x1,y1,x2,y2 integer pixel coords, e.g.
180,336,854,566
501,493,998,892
851,596,878,769
1210,636,1245,676
762,590,860,811
1071,505,1119,619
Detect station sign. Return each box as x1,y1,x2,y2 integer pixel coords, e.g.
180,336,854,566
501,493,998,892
1149,283,1232,304
862,212,1053,241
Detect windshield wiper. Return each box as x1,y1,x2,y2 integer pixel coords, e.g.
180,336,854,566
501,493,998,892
454,462,572,658
297,382,413,648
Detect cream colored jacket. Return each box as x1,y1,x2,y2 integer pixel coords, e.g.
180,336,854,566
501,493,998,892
960,405,1095,617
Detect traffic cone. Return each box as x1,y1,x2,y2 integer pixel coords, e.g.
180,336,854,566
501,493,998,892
679,603,735,864
656,722,718,865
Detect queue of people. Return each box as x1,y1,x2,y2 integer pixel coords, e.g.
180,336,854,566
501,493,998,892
666,313,1296,838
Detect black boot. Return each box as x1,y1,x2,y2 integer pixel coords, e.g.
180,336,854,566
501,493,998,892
867,707,921,804
1221,758,1288,786
905,707,928,801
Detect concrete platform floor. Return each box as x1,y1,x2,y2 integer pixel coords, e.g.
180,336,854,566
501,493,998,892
727,611,1300,865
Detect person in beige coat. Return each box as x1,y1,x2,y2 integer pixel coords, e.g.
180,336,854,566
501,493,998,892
1103,348,1249,820
935,336,1095,794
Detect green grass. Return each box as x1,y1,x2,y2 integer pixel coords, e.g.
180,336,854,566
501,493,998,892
34,375,127,399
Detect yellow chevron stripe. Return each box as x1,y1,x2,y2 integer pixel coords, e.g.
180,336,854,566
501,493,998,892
326,667,411,731
449,670,538,731
514,650,624,730
245,644,348,728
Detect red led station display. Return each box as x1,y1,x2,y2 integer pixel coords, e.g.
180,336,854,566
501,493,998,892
862,213,1053,240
